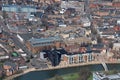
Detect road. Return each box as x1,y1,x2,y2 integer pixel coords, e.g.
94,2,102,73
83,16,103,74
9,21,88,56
2,20,33,58
12,33,33,57
3,31,31,53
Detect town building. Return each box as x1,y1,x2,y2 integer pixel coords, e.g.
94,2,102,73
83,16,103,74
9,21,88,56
62,46,94,64
42,48,67,66
2,5,36,13
60,1,84,13
0,65,3,78
62,53,94,64
26,36,62,53
113,43,120,51
3,61,18,76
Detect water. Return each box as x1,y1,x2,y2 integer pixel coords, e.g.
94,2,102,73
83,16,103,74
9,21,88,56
14,63,120,80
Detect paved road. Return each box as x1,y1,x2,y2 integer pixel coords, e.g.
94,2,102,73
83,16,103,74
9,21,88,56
3,25,33,59
11,33,33,57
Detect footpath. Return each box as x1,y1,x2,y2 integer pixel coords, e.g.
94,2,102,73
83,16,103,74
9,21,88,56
3,61,120,80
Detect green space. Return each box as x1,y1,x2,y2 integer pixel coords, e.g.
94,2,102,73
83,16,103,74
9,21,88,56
62,73,79,80
49,68,92,80
49,73,92,80
49,73,79,80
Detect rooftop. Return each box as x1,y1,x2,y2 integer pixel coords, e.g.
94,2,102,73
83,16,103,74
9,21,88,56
29,36,62,47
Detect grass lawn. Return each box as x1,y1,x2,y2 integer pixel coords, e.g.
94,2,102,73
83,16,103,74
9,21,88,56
62,73,79,80
49,73,79,80
88,75,93,80
49,73,92,80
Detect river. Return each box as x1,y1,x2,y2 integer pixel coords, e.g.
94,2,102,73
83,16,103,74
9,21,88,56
14,63,120,80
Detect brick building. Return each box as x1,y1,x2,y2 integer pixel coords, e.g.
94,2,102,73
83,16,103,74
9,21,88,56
26,36,62,53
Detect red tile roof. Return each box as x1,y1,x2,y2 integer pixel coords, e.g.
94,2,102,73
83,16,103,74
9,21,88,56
113,2,120,7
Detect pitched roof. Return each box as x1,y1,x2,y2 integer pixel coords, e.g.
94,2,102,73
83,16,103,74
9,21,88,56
3,61,17,69
29,36,62,47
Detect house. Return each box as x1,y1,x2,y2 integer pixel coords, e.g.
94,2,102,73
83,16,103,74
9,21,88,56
85,29,91,37
63,37,92,48
112,2,120,8
3,61,18,76
113,43,120,51
114,25,120,31
0,48,9,61
0,55,9,61
0,65,3,78
60,1,84,13
81,17,91,27
91,43,107,61
89,4,99,9
95,11,109,17
98,27,115,39
26,36,62,53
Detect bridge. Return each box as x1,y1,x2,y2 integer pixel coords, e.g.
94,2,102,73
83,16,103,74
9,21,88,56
101,62,108,71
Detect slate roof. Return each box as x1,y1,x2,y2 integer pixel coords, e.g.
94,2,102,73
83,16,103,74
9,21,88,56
29,36,62,47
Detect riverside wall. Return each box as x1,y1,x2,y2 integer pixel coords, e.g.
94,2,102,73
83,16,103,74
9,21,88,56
3,61,120,80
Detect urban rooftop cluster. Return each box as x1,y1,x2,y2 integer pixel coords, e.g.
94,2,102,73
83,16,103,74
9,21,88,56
0,0,120,79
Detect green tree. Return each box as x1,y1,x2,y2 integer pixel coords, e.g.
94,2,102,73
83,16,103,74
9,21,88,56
91,28,97,35
54,75,64,80
108,42,113,49
97,35,102,43
78,68,92,80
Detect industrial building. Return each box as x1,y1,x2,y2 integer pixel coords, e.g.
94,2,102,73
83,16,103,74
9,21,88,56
26,36,62,53
2,5,36,12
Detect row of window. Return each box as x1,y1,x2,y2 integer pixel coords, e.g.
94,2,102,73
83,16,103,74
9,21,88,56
32,42,54,46
68,55,94,64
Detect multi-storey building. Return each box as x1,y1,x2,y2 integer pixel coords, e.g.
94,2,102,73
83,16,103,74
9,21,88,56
26,36,62,53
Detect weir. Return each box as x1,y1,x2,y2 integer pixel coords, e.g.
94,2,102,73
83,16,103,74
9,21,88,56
101,62,108,71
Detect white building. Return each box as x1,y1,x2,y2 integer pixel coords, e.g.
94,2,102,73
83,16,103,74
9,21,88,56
93,72,120,80
40,52,47,60
81,17,91,27
62,53,94,64
113,43,120,51
60,1,84,12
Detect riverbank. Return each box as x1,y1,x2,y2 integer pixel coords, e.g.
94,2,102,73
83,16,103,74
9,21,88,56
3,61,120,80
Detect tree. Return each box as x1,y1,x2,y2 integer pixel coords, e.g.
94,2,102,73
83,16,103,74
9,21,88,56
78,68,92,80
91,27,97,35
108,42,113,49
54,75,64,80
97,35,102,43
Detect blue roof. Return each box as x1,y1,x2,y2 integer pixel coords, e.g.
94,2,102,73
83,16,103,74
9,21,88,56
92,43,104,49
29,36,62,47
2,5,36,8
2,5,36,12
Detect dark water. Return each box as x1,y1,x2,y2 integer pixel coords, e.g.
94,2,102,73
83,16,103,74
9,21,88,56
14,63,120,80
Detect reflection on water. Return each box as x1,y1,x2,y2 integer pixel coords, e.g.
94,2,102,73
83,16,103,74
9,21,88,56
14,63,120,80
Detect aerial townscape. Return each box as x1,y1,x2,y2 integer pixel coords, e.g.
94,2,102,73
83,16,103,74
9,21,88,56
1,0,120,80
